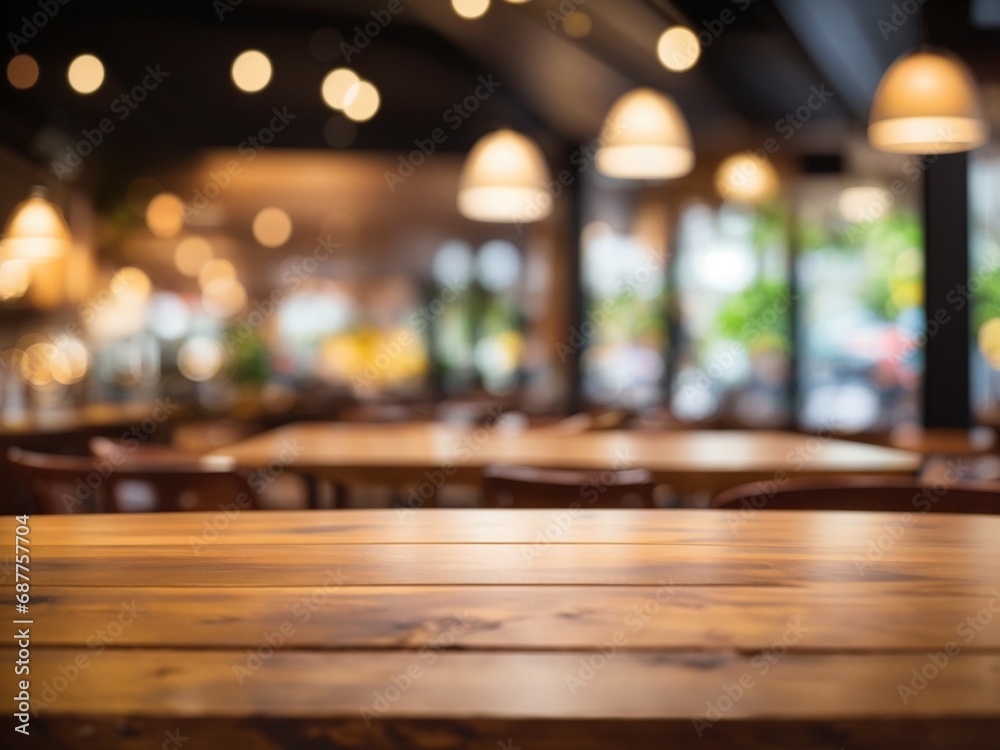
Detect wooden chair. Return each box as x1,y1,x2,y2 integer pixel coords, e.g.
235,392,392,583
8,446,260,513
711,476,1000,514
481,464,656,509
7,447,106,514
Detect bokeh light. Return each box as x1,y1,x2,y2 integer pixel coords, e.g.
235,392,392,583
979,318,1000,369
174,236,214,276
343,80,380,122
656,27,701,72
453,0,490,19
178,336,225,382
67,54,104,94
147,292,191,340
7,55,39,89
476,240,522,292
231,50,272,93
252,207,293,247
201,277,248,318
714,153,780,204
145,192,185,238
321,68,360,110
198,258,237,288
110,266,152,307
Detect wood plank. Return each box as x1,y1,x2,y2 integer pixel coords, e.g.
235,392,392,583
9,649,1000,720
27,543,1000,586
12,584,1000,651
4,508,996,548
15,716,1000,750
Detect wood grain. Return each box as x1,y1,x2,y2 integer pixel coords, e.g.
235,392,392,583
26,542,1000,587
7,648,1000,719
7,508,998,749
5,507,992,548
11,716,1000,750
12,584,1000,651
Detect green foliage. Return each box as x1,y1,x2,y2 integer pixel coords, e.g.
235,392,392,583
972,267,1000,332
227,327,270,384
713,279,790,351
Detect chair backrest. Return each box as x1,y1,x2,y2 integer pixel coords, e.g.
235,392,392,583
711,476,1000,514
481,464,656,509
8,446,260,513
7,447,106,514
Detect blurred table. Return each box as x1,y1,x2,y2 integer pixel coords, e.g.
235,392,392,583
211,422,921,496
4,508,999,749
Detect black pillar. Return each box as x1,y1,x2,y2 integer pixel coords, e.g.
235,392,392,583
922,152,970,428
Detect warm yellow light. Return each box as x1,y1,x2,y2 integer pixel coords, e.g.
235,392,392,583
318,334,364,382
110,266,152,307
20,342,57,386
453,0,489,19
51,336,90,385
869,48,987,154
657,27,701,72
321,68,360,110
596,88,694,179
67,54,104,94
252,207,293,247
145,192,185,238
231,50,272,93
836,186,894,223
979,318,1000,369
1,187,72,261
178,336,224,382
343,80,380,122
201,277,247,318
0,259,30,300
198,258,237,288
458,129,552,223
7,54,39,89
714,153,780,204
174,236,214,276
562,12,591,38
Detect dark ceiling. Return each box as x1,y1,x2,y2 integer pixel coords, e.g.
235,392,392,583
0,0,995,194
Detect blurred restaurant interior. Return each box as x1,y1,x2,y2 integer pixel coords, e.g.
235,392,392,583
3,1,1000,747
4,0,1000,511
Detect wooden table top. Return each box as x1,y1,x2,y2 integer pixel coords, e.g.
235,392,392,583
211,422,921,491
3,508,999,749
0,402,165,437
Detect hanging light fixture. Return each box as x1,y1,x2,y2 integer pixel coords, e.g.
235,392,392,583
595,88,694,179
457,129,552,223
714,153,780,204
868,48,987,154
1,186,72,262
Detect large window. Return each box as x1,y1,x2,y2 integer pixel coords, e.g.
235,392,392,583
796,179,922,431
970,150,1000,423
671,201,791,426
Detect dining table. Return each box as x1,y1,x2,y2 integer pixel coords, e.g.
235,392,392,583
3,507,999,749
209,421,922,498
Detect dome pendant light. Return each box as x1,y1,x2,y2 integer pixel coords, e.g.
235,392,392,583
1,186,72,262
714,153,780,204
457,129,553,223
868,48,987,154
596,88,694,180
